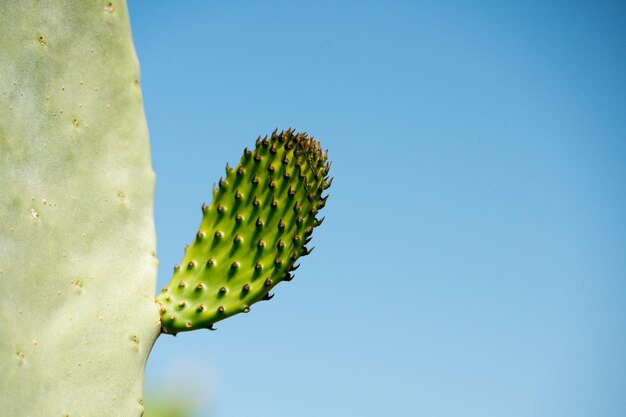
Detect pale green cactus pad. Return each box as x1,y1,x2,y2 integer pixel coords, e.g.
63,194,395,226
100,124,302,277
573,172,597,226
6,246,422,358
0,2,160,417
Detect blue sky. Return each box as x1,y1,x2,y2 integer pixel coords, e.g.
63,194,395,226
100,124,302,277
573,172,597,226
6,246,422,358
127,1,626,416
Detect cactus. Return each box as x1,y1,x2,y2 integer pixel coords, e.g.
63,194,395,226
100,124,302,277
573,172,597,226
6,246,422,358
0,1,331,416
0,2,159,416
156,131,330,333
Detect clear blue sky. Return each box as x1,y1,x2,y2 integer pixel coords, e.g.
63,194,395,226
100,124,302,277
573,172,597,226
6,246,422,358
127,1,626,416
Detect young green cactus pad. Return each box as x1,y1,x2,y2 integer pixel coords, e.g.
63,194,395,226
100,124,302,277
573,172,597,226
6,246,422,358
156,130,331,333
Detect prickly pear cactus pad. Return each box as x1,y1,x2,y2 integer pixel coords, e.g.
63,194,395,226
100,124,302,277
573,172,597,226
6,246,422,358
156,130,331,334
0,2,160,417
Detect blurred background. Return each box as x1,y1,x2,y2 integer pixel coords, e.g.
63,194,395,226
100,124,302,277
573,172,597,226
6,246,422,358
127,1,626,416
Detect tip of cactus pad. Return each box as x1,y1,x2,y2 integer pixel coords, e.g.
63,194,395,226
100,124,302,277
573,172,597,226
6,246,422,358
156,129,331,334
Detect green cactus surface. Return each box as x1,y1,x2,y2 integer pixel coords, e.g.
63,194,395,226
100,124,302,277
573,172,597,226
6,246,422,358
156,130,331,334
0,2,160,416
